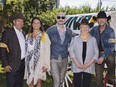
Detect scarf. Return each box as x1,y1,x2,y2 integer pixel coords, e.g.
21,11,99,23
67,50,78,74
26,31,42,78
81,33,90,41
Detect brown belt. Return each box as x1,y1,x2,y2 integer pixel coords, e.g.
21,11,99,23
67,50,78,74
99,51,104,53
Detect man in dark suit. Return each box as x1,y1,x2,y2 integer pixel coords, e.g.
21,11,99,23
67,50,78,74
0,13,26,87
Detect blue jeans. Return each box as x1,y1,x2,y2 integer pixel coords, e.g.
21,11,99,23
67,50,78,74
74,72,92,87
50,58,68,87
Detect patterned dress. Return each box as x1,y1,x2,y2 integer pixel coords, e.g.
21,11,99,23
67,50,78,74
25,31,42,85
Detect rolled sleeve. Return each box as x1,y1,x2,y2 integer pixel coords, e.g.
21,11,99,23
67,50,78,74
92,37,99,61
69,37,76,59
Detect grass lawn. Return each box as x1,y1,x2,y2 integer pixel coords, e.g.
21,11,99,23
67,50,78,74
0,73,96,87
0,62,96,87
0,73,52,87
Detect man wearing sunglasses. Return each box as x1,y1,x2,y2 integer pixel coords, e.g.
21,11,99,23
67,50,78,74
47,12,72,87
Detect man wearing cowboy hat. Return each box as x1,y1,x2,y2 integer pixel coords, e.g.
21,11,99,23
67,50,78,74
0,13,26,87
90,11,115,87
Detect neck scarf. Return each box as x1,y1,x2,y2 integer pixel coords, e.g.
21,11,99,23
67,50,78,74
81,33,90,41
26,31,42,77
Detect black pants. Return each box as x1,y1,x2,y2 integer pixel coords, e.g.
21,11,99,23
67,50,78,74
74,72,92,87
6,59,25,87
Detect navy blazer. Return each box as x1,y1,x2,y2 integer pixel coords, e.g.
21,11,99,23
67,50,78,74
0,27,25,71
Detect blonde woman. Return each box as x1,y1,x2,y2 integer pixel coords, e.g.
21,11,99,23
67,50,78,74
69,18,98,87
25,17,51,87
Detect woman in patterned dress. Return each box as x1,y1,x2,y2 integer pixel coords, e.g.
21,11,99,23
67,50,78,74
25,17,51,87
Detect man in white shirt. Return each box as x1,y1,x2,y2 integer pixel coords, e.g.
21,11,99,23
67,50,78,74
0,13,26,87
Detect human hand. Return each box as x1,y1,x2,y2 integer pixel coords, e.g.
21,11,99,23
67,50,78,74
97,57,104,64
83,63,90,70
4,65,12,72
76,63,83,69
41,66,48,72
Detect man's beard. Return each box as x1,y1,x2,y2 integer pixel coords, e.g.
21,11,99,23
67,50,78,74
57,23,64,25
100,23,106,27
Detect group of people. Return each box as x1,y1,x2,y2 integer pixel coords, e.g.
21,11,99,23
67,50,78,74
0,11,115,87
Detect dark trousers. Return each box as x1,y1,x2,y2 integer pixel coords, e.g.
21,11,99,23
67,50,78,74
95,54,115,87
6,59,25,87
74,72,92,87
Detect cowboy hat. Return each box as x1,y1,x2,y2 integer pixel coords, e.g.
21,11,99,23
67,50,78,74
9,13,25,22
93,11,111,21
76,18,94,28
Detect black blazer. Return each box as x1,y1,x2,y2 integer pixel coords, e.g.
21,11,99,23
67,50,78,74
0,27,25,71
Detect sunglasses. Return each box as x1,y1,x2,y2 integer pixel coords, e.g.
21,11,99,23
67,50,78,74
57,16,65,19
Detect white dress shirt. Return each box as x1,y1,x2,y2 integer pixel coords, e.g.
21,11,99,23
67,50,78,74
14,26,26,60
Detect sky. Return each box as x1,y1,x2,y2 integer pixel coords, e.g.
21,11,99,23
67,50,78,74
60,0,116,9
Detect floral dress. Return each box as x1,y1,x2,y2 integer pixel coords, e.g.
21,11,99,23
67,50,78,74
25,31,42,85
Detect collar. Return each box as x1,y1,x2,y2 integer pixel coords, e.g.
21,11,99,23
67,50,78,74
14,26,22,33
56,24,66,32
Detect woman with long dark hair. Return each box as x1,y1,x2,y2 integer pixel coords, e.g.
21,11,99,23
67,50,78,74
25,17,51,87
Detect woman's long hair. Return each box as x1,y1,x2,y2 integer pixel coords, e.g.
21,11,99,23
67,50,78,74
29,17,44,33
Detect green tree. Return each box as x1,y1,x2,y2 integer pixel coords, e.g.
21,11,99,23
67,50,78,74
0,0,56,33
0,0,115,33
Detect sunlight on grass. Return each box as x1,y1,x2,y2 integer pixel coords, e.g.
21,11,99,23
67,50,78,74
0,64,4,73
